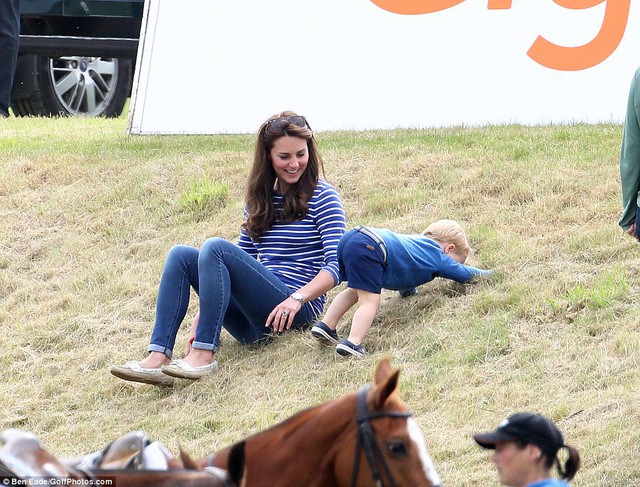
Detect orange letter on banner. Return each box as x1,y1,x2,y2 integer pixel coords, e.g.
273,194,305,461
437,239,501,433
369,0,465,15
487,0,512,8
527,0,630,71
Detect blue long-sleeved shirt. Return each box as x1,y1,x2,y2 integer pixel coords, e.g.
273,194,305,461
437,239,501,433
528,480,570,487
371,228,492,291
237,179,346,316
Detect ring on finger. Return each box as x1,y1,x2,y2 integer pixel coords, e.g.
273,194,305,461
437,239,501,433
281,310,289,317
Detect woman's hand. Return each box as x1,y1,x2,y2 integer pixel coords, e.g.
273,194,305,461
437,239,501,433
626,222,638,240
265,272,334,332
186,311,199,355
266,297,303,333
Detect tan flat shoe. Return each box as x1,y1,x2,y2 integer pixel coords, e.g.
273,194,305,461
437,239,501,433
110,361,174,386
161,359,218,380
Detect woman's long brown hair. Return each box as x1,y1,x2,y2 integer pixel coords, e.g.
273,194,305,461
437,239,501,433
243,111,325,241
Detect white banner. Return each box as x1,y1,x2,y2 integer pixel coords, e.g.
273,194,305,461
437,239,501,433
127,0,640,134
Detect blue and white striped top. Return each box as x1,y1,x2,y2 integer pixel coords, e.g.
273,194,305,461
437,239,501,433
237,179,346,317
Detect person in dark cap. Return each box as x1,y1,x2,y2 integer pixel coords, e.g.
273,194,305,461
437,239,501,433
473,412,581,487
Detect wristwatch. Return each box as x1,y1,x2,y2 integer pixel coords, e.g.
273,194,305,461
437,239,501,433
290,292,305,304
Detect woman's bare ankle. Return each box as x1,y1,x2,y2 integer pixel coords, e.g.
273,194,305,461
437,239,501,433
184,348,214,367
139,352,170,369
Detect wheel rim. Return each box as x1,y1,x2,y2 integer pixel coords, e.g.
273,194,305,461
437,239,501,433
49,57,119,116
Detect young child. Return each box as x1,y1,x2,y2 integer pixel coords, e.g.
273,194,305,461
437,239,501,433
311,220,493,357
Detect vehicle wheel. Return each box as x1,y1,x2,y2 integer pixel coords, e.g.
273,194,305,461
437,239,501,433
11,55,132,117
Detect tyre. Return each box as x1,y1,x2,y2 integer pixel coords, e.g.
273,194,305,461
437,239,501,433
11,55,132,118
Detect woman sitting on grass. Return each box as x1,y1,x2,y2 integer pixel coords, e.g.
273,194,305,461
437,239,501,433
111,111,346,385
311,220,493,357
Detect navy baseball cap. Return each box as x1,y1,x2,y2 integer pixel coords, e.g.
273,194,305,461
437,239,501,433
473,412,565,457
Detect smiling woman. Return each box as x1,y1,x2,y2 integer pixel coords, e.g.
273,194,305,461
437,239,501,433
110,110,346,386
270,134,309,193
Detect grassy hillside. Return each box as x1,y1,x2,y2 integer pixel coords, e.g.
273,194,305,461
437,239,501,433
1,117,638,486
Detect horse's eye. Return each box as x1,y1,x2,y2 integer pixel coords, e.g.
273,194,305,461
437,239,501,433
387,440,409,457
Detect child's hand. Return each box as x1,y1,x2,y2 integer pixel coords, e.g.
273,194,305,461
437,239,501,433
468,268,495,281
475,269,495,279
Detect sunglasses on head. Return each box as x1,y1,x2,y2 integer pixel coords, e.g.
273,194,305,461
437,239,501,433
266,115,308,132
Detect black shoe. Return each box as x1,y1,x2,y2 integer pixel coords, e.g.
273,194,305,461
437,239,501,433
398,287,418,298
311,321,339,344
336,339,366,358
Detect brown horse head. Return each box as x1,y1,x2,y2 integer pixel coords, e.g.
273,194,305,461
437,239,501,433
333,357,443,487
204,357,442,487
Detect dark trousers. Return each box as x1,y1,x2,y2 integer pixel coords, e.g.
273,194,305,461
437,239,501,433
0,0,20,116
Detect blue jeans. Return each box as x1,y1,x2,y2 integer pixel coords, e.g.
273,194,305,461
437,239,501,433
148,238,316,358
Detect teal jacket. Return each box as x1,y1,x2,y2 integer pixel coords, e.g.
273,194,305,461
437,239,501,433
527,480,569,487
619,67,640,230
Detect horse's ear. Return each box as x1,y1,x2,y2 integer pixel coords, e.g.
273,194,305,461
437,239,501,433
179,444,199,470
373,357,394,384
370,358,400,409
227,440,246,487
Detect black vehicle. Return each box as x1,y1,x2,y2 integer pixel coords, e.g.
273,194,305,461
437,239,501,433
13,0,144,117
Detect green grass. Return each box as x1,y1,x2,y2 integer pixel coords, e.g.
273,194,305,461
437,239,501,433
1,116,639,486
178,176,229,217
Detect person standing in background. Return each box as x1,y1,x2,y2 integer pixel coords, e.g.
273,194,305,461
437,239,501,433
0,0,20,117
619,66,640,238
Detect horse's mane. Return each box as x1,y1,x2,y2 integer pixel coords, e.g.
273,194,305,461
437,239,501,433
202,388,360,469
247,390,359,442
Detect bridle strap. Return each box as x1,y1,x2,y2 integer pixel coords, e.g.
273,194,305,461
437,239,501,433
203,465,235,487
350,385,413,487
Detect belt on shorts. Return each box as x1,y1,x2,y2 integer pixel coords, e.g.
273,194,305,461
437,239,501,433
354,226,387,264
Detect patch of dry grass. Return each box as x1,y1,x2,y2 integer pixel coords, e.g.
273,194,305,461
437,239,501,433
1,118,638,486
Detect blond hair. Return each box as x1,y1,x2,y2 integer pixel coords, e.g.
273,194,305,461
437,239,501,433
422,219,470,255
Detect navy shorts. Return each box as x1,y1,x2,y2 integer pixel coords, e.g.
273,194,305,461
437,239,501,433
338,228,387,294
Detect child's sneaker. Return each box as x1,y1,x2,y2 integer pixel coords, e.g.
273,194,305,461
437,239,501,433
398,287,418,298
336,339,366,358
311,321,339,344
